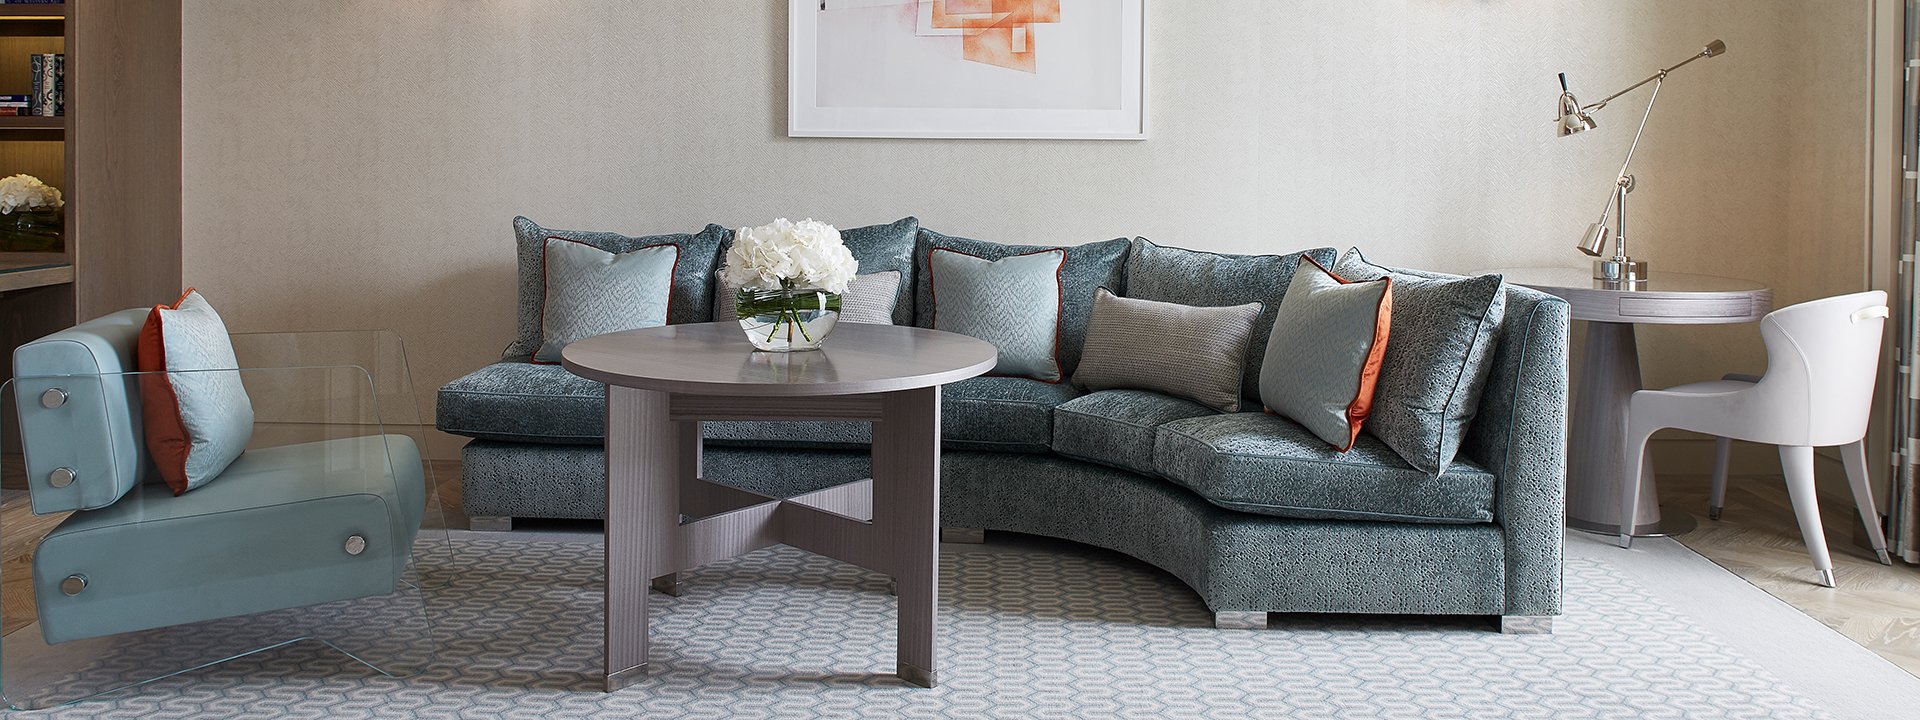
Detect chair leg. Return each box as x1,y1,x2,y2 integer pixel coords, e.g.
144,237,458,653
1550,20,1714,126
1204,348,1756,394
1779,446,1838,588
1619,424,1657,548
1841,440,1894,566
1709,436,1731,521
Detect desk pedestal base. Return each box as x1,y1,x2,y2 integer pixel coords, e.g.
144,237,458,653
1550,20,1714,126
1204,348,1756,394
1566,321,1668,536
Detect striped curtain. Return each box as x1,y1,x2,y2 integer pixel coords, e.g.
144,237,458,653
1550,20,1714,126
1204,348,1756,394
1895,0,1920,564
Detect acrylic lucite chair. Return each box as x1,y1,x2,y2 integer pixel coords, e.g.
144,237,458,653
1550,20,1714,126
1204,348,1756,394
1619,290,1894,588
1,311,448,709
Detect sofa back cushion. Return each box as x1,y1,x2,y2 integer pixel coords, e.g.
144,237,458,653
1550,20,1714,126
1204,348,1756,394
1125,239,1339,407
1333,248,1506,475
505,216,727,360
915,228,1130,377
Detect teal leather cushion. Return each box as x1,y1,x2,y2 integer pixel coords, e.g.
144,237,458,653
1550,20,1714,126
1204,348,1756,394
926,247,1066,381
139,290,254,494
1259,259,1392,450
1051,389,1216,476
1125,239,1341,405
914,229,1130,377
506,217,728,360
1153,412,1497,524
11,308,152,515
32,434,423,644
1333,249,1506,474
532,239,678,363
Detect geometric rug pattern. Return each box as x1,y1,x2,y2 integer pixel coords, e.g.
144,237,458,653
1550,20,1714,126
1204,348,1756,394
34,533,1835,719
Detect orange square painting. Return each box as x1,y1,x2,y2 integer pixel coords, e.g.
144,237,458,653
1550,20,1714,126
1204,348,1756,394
927,0,1062,73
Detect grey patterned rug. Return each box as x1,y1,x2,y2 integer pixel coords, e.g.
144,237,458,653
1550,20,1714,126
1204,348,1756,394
20,531,1907,719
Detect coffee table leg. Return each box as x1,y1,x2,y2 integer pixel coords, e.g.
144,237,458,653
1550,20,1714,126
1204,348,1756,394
875,386,940,688
605,386,679,692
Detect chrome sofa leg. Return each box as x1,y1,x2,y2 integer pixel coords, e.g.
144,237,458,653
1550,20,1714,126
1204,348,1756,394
940,527,985,544
1499,615,1554,634
651,573,682,597
1214,611,1268,630
469,516,513,532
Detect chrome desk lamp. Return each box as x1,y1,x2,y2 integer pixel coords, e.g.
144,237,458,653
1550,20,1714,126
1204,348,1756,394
1557,39,1727,285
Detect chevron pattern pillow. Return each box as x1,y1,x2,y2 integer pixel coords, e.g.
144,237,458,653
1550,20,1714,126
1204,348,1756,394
136,289,254,495
928,248,1066,382
533,238,679,363
1259,258,1393,450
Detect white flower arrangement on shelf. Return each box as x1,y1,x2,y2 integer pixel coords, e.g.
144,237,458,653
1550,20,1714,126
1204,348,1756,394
722,218,859,294
0,174,62,215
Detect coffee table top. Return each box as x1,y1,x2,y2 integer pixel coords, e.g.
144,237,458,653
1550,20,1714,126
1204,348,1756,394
562,322,999,396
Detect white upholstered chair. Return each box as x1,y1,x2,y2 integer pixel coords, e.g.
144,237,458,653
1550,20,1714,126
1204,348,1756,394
1618,290,1894,588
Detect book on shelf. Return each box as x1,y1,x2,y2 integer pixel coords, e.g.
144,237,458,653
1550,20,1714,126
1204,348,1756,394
0,1,66,5
28,53,62,117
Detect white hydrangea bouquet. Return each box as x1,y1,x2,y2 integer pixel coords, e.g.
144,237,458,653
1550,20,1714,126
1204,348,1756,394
0,174,63,252
723,218,859,351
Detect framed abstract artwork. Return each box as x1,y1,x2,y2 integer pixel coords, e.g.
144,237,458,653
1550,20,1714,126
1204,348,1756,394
789,0,1148,140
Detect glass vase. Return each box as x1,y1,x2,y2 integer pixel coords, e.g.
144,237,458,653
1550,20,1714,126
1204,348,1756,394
736,285,841,352
0,207,62,253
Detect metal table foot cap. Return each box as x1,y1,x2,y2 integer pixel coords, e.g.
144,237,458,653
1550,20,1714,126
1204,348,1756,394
651,575,682,597
1817,569,1837,589
606,663,651,692
1876,548,1894,566
899,663,937,688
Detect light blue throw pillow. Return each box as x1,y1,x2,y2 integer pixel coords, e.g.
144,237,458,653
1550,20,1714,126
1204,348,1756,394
533,239,679,363
139,289,253,494
928,248,1066,382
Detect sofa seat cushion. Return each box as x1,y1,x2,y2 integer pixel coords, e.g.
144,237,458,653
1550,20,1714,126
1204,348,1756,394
436,362,605,444
1052,390,1216,475
944,376,1082,452
1153,412,1496,524
659,376,1082,453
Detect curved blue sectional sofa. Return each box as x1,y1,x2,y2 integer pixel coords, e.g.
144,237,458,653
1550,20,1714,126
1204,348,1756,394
437,217,1569,629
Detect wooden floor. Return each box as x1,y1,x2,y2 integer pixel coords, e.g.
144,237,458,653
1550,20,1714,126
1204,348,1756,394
1660,469,1920,676
3,456,1917,677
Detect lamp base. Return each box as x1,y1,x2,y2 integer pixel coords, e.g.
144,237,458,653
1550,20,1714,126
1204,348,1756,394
1594,258,1649,286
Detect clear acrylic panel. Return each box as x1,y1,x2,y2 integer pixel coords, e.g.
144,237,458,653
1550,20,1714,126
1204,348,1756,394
1,346,447,709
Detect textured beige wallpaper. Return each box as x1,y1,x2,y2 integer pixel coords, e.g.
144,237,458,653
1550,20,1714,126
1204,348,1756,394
179,1,1871,456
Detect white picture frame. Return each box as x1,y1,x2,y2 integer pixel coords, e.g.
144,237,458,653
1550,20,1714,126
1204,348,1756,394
789,0,1148,140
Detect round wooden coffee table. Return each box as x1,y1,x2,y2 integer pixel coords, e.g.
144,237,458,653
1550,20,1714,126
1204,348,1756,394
1487,267,1772,537
563,322,997,691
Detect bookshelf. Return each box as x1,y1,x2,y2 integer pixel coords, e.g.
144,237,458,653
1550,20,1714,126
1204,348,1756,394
0,0,182,386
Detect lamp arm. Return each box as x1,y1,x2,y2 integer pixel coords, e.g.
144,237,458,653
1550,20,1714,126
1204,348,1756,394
1580,45,1715,113
1584,75,1663,258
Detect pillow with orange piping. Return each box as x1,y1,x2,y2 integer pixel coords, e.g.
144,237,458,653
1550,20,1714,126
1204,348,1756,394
1257,258,1392,451
137,289,254,494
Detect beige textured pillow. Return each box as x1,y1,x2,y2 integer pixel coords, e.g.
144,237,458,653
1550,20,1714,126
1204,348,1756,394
1074,288,1263,412
714,270,901,325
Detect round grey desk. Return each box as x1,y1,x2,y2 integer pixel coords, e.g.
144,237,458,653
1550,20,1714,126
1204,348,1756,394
563,322,997,691
1486,268,1773,536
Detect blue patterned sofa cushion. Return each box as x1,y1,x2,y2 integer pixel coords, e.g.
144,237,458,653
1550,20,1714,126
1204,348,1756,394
1052,389,1216,476
1125,239,1340,407
1153,412,1497,524
709,376,1080,453
914,228,1129,377
436,362,605,444
945,376,1082,452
